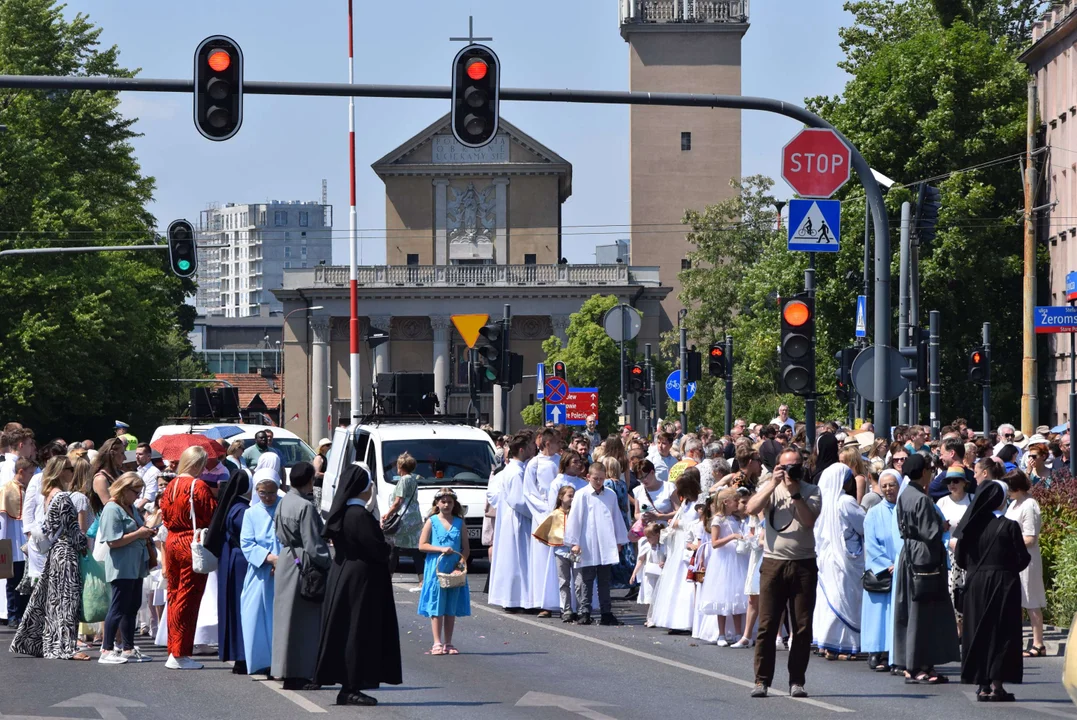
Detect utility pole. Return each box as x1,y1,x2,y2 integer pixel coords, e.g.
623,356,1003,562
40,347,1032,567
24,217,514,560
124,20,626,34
909,216,920,424
983,322,992,437
678,309,688,434
644,343,653,439
929,310,940,440
859,204,871,424
805,257,816,450
898,201,911,425
1022,78,1038,434
501,303,510,435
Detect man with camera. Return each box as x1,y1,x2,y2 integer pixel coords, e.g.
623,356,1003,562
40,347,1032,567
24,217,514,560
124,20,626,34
745,447,822,700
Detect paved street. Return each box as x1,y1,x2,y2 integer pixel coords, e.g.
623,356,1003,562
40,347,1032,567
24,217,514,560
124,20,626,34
0,562,1071,720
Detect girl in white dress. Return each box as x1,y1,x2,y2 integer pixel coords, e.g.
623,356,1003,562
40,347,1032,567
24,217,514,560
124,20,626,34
698,488,747,645
733,501,766,648
649,468,703,633
630,523,666,626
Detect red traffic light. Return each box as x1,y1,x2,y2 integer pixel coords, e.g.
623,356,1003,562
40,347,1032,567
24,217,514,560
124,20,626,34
630,365,644,377
207,50,231,72
971,351,982,364
466,58,488,80
783,300,811,327
710,346,724,358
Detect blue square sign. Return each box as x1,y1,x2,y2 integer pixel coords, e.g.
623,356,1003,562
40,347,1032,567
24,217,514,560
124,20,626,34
788,199,841,253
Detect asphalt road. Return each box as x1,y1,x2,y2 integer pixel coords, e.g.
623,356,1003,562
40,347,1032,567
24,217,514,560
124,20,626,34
0,562,1072,720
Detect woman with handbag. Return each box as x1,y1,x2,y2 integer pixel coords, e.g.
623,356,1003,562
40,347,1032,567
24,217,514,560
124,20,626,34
315,463,402,706
953,480,1031,702
891,454,960,684
861,470,900,671
417,488,471,654
239,466,282,676
97,472,154,665
382,452,424,579
158,445,215,670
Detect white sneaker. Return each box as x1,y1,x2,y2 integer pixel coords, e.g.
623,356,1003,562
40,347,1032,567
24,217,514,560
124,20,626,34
165,654,203,670
122,647,152,663
716,638,730,647
98,651,127,665
731,638,755,649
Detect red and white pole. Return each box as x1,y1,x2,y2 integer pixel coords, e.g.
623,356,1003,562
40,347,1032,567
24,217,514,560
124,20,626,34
347,0,360,424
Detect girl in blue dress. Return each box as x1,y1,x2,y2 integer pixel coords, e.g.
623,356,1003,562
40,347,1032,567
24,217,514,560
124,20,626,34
417,488,471,656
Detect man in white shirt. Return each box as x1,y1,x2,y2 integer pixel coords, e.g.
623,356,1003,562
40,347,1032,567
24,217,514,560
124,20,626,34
564,462,628,626
1,457,34,625
488,431,536,611
0,428,35,488
134,443,161,510
770,405,796,431
647,432,676,482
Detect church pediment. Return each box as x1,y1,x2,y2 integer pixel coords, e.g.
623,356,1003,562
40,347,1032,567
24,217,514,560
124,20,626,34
372,113,572,201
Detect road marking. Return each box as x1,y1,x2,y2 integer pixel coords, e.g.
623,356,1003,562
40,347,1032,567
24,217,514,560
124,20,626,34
516,691,618,720
52,693,145,720
254,679,327,714
467,600,852,713
963,690,1077,719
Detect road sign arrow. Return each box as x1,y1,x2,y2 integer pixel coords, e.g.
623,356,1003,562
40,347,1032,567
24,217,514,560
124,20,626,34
52,695,146,720
551,405,562,423
515,692,617,720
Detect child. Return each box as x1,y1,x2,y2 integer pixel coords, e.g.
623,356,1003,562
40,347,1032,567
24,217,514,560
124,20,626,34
417,488,471,656
690,500,715,642
698,488,747,646
564,462,628,626
732,492,761,648
630,522,666,627
536,485,579,623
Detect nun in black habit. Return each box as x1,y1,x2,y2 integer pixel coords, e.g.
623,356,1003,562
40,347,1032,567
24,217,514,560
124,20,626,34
314,464,402,706
204,466,253,674
953,481,1031,702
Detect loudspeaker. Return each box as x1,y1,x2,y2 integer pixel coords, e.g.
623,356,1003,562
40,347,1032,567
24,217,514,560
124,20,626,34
215,387,240,418
190,388,214,418
395,373,435,414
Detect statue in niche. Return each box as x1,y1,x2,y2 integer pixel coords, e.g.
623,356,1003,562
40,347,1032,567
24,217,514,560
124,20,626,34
448,182,496,245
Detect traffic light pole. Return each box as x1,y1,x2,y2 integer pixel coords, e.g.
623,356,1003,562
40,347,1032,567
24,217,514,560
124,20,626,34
983,322,992,437
644,343,653,439
929,310,940,440
805,256,816,451
1070,305,1076,476
678,309,687,435
501,304,511,435
898,201,911,426
724,334,734,438
619,303,627,428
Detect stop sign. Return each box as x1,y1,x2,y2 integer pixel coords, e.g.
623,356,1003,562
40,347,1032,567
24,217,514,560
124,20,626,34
782,128,851,199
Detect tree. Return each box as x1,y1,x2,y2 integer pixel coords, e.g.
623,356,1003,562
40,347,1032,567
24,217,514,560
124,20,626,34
0,0,201,441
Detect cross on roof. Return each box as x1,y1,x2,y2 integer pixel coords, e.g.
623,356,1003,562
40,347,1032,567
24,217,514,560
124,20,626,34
449,16,493,44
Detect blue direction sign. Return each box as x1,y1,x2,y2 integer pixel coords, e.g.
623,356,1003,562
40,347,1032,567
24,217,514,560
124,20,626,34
1068,272,1077,302
544,376,568,403
788,198,841,253
1035,306,1077,334
545,403,566,425
536,362,545,399
855,295,867,338
665,370,697,402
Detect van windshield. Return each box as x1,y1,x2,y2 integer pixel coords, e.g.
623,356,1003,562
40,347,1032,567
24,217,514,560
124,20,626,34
241,438,316,467
381,439,494,486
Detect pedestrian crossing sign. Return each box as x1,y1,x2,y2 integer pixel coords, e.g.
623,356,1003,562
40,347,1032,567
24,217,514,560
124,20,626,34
788,198,841,253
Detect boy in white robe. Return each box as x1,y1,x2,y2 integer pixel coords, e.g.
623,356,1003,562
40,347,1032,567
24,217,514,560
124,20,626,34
564,463,628,626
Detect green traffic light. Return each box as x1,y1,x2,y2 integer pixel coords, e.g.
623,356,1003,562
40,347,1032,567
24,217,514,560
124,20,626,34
178,259,191,271
484,367,497,381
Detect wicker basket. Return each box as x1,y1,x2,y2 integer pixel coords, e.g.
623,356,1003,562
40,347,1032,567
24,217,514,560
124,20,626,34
437,550,468,589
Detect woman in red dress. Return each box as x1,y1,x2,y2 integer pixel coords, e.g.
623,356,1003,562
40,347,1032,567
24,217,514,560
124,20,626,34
159,446,217,670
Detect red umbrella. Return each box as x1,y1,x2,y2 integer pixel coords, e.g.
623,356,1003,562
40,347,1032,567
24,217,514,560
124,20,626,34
151,433,228,463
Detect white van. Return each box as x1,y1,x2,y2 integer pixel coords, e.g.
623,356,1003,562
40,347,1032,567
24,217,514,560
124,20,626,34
320,421,497,556
150,423,316,481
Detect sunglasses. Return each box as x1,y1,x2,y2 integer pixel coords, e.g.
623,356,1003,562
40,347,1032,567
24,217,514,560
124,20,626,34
1003,433,1014,438
947,478,964,485
893,456,907,463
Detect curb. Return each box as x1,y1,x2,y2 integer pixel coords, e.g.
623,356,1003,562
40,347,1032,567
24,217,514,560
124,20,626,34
1024,623,1066,657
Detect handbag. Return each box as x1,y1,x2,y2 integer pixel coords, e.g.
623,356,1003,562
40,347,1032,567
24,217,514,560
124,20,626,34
381,478,417,536
910,564,946,601
186,480,217,574
92,535,109,563
79,554,110,624
953,518,1005,613
629,487,660,541
297,553,327,602
862,567,892,594
437,550,468,589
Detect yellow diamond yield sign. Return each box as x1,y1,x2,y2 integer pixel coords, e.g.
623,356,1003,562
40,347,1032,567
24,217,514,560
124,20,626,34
451,314,489,349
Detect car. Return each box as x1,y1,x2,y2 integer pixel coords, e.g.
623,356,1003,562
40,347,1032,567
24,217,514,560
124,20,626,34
150,423,316,480
320,420,497,557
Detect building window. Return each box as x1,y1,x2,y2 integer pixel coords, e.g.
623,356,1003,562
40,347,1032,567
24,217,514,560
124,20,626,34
301,262,307,268
274,210,287,226
258,210,266,226
681,132,692,151
299,211,309,227
524,253,537,265
284,261,291,269
284,246,292,258
406,253,419,266
681,258,691,270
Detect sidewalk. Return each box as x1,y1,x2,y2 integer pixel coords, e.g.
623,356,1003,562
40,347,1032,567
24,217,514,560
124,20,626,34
1025,621,1067,656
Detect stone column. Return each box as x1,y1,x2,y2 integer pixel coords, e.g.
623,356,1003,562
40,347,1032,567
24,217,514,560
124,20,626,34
430,315,452,415
310,317,331,445
492,177,510,264
552,314,572,346
492,384,505,434
433,178,450,265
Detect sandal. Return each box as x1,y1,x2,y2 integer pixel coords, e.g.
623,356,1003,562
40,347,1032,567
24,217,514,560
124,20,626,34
914,673,948,685
71,652,91,661
428,643,444,656
1023,644,1047,658
444,645,459,655
986,690,1015,702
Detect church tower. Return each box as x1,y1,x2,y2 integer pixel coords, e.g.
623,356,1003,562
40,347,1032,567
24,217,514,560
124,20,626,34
620,0,749,331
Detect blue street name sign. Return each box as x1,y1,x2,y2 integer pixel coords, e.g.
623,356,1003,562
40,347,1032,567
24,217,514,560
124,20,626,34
788,198,841,253
855,295,867,338
545,403,566,425
1068,272,1077,302
1034,305,1077,334
665,370,697,402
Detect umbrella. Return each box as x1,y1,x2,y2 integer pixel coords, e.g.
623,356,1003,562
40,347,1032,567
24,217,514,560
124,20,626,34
199,425,245,441
151,433,228,463
1052,422,1069,434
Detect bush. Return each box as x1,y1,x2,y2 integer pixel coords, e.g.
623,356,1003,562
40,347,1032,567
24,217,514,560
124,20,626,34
1032,477,1077,625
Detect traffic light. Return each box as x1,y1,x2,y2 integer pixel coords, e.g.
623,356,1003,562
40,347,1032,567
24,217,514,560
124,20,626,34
167,219,197,278
194,35,243,141
779,294,815,395
553,361,567,381
685,346,703,384
477,322,505,384
505,352,524,388
913,183,941,245
968,346,989,384
900,327,929,391
835,347,856,403
451,44,499,148
708,343,727,378
629,363,646,392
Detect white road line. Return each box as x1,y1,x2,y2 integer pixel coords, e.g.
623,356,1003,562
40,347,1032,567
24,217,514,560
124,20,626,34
466,600,853,713
254,679,327,714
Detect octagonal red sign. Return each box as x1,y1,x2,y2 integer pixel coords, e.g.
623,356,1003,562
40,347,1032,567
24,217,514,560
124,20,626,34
781,128,851,199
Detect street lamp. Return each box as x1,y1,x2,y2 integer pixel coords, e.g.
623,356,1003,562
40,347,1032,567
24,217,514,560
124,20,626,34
279,305,324,426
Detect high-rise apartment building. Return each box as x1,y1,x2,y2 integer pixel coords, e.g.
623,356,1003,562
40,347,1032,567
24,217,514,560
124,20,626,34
196,200,333,317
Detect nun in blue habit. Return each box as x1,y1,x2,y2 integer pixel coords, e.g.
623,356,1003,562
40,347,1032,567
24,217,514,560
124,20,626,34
240,466,283,675
204,467,253,674
862,469,901,671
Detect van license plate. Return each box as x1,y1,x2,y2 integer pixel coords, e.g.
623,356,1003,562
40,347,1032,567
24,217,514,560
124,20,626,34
467,527,481,539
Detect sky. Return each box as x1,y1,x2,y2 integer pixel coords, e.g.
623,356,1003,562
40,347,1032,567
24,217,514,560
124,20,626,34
60,0,852,265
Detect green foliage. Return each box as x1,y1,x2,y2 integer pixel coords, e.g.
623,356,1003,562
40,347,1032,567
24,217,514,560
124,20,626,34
0,0,199,440
1033,478,1077,624
520,402,544,428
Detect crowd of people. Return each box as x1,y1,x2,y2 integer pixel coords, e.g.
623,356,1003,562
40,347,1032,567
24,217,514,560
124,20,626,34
484,410,1050,702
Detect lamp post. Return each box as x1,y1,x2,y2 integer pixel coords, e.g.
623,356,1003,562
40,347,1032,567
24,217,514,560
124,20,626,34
279,305,324,426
